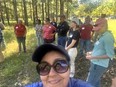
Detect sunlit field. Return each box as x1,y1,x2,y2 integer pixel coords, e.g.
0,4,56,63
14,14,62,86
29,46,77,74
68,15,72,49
108,19,116,44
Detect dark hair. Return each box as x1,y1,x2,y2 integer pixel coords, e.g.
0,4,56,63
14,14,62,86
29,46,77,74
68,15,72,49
101,14,106,18
36,19,41,24
60,14,66,18
46,18,50,22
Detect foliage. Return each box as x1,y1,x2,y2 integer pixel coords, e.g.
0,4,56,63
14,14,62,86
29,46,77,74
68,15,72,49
73,0,116,17
0,0,116,26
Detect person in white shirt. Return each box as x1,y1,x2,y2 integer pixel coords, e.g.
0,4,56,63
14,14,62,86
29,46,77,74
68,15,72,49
35,19,43,46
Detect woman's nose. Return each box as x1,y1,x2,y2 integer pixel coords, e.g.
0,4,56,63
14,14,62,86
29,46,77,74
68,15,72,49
48,67,57,76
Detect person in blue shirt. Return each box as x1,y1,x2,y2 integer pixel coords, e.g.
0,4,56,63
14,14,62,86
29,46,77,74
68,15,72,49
86,17,115,87
25,44,93,87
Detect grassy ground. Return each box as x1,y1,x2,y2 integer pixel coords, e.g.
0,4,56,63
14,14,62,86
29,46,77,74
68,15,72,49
0,19,116,87
0,26,38,87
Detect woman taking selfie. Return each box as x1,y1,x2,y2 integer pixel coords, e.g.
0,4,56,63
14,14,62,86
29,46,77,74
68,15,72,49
25,44,93,87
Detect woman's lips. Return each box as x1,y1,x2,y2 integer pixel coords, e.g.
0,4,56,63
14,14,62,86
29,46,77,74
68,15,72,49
48,79,61,84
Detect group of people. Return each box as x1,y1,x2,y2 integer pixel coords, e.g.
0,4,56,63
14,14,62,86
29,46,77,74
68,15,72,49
24,14,115,87
0,13,115,87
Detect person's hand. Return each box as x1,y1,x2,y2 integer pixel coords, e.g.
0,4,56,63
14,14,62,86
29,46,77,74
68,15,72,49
86,52,92,60
111,77,116,87
65,47,68,51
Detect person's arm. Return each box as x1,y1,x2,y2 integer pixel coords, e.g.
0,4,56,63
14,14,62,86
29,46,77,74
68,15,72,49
50,25,56,37
24,25,27,37
111,77,116,87
86,54,110,60
14,25,17,35
65,39,77,50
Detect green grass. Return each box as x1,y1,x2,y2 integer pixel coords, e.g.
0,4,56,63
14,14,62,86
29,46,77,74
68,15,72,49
0,26,38,87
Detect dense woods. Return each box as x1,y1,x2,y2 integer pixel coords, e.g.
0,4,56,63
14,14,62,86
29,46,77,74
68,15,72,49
0,0,116,25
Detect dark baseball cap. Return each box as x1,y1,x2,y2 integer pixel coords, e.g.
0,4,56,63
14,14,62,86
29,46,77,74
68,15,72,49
32,44,70,63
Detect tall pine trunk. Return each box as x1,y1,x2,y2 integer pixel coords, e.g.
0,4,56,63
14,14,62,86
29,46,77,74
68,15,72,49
22,0,28,26
4,0,10,25
13,0,18,23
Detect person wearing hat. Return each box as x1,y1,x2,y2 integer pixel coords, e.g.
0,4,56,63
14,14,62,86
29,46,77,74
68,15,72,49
65,18,80,77
86,15,115,87
25,44,93,87
57,15,69,47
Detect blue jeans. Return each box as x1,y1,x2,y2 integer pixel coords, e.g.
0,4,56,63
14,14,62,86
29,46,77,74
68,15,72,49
86,63,107,87
17,37,26,52
79,39,92,55
57,36,66,47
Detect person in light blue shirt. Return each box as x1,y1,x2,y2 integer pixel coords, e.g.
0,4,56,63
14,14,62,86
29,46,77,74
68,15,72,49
25,44,93,87
86,19,115,87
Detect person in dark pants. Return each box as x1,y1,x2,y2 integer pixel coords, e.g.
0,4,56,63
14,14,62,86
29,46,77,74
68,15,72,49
14,19,27,53
86,18,115,87
78,16,93,58
51,17,57,43
57,15,69,47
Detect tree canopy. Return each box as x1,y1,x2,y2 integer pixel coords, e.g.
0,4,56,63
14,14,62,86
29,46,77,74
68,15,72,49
0,0,115,25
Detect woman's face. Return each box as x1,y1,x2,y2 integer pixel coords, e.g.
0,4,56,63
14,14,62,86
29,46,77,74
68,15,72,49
70,21,76,28
40,51,70,87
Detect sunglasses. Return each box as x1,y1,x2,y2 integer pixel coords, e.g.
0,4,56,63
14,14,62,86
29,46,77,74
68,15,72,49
37,60,69,76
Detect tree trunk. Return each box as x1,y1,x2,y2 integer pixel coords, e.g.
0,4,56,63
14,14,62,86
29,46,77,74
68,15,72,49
35,0,38,18
45,2,47,18
66,0,69,19
47,0,50,18
12,0,18,23
29,2,33,20
42,2,44,24
55,0,58,22
0,1,4,24
22,0,28,26
4,0,10,25
60,0,64,15
32,0,35,25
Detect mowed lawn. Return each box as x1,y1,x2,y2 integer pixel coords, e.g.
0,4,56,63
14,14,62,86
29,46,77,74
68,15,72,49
0,19,116,87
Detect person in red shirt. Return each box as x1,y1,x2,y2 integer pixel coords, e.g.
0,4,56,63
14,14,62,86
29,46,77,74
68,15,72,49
14,19,27,53
42,18,56,43
78,16,93,58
